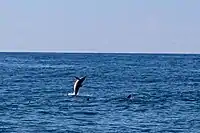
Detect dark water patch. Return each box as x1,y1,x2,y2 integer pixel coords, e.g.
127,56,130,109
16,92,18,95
71,111,98,116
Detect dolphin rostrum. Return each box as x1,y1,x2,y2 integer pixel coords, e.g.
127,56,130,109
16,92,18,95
73,76,86,96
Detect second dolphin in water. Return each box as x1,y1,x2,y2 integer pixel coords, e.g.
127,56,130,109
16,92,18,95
73,76,86,96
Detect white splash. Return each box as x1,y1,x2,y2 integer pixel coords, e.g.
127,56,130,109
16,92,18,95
67,92,75,96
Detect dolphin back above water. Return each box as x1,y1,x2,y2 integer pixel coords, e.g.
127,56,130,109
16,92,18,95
73,76,86,96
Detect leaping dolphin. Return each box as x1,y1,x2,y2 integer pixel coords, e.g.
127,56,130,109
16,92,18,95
73,76,86,96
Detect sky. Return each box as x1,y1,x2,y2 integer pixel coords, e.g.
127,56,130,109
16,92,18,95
0,0,200,53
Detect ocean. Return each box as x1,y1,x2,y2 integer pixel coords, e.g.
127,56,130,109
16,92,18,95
0,52,199,133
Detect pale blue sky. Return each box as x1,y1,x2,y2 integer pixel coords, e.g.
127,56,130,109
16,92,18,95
0,0,199,53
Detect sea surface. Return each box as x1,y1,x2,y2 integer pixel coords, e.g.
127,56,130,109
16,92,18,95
0,52,200,133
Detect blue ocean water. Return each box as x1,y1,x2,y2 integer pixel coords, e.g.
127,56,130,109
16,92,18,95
0,52,200,133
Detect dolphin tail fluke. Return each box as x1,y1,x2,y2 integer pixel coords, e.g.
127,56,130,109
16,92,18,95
81,76,86,80
75,76,80,80
78,76,86,84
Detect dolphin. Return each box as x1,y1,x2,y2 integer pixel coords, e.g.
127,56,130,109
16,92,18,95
73,76,86,96
127,94,131,99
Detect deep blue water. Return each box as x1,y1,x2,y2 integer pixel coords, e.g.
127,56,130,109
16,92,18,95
0,52,200,133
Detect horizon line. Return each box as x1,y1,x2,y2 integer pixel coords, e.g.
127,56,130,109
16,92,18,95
0,50,199,55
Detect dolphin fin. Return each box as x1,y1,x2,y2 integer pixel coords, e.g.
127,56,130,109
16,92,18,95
81,76,86,80
75,76,80,80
